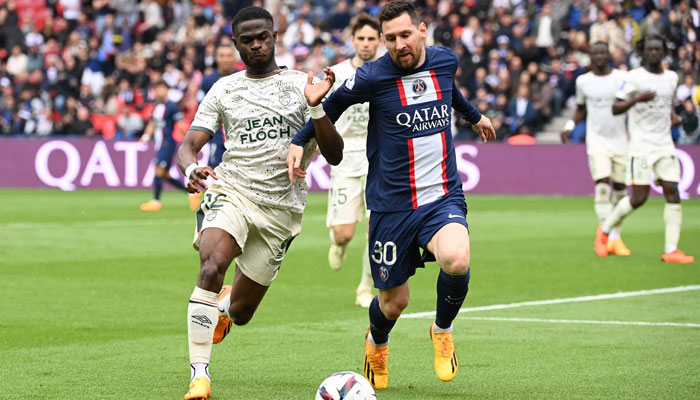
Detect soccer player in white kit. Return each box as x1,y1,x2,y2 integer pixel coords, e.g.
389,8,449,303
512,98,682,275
326,14,383,308
562,42,631,256
594,34,694,263
175,7,342,399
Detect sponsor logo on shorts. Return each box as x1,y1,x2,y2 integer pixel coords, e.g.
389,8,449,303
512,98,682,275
379,266,389,282
206,210,217,221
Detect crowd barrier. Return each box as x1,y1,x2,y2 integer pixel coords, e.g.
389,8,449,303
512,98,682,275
2,138,699,199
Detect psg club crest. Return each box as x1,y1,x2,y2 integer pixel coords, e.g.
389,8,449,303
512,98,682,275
412,78,427,96
379,266,389,282
279,91,291,106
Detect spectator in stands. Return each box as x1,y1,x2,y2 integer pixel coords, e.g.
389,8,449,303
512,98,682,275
507,83,537,137
679,98,700,144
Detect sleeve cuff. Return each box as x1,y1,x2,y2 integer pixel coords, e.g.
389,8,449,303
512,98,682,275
190,126,215,137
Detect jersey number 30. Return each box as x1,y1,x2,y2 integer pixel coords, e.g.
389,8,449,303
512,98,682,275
372,241,397,266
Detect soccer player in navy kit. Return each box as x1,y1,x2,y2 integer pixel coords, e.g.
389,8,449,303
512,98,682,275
288,0,495,389
140,80,197,211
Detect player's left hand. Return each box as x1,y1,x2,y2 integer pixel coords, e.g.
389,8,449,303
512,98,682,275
472,115,497,143
286,144,306,184
304,67,335,107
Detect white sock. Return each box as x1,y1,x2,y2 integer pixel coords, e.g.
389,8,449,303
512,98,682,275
609,229,621,241
188,286,219,365
190,363,210,382
356,234,373,293
217,293,231,318
368,331,388,348
432,322,453,333
664,203,682,254
594,182,612,225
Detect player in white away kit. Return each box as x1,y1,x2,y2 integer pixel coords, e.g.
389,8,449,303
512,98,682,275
562,42,631,256
595,34,694,263
176,7,342,399
326,14,382,308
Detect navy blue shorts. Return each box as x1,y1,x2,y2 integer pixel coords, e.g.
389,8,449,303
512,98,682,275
368,191,468,289
155,141,176,169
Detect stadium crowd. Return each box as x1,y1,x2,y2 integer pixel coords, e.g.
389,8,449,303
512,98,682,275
0,0,699,143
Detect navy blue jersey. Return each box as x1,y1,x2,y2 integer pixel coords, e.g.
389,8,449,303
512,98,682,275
152,101,183,148
292,46,481,212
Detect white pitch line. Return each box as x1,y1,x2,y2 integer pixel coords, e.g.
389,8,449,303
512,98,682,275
457,316,700,328
403,285,700,319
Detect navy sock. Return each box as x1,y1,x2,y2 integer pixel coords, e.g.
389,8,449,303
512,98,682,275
154,177,163,200
435,269,470,330
368,296,396,345
167,176,187,191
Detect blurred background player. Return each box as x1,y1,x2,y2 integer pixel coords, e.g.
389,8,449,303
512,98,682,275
176,7,340,400
288,0,495,389
139,80,199,212
595,34,694,264
326,13,382,308
200,45,238,169
562,42,630,256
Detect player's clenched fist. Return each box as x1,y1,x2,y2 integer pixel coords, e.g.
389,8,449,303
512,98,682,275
186,166,218,193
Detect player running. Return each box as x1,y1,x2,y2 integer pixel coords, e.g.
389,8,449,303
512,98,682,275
325,14,382,308
562,42,631,256
139,80,199,211
594,34,694,263
287,0,495,389
176,7,341,399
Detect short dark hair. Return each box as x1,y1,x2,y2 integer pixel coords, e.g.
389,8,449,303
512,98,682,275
591,41,609,50
351,13,380,36
635,34,668,57
231,6,274,35
378,0,420,31
154,80,169,89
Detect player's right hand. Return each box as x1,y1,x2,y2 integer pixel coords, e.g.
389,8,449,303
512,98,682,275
560,130,571,143
286,144,306,184
187,166,218,193
472,115,497,143
636,90,656,102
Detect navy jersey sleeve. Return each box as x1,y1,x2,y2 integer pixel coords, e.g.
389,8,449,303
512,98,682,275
291,64,373,146
452,81,481,125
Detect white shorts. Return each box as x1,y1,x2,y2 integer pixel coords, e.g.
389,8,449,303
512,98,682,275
326,174,367,227
193,183,302,286
627,154,681,186
587,152,626,183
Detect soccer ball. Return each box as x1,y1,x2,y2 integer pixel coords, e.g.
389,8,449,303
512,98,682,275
315,371,376,400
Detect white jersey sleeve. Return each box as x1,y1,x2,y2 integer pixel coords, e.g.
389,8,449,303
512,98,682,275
191,87,223,136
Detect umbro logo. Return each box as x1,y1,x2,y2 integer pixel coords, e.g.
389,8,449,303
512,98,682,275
192,315,213,325
448,213,463,219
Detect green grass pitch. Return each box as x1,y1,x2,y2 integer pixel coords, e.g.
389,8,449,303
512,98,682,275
0,189,698,399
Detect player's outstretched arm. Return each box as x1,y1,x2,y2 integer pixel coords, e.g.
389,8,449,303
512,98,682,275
561,104,586,143
178,129,218,193
472,115,497,143
305,68,344,165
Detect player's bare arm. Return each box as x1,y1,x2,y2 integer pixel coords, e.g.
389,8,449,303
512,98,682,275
178,129,219,193
139,121,155,143
305,68,344,165
612,90,655,115
561,104,587,143
472,115,497,143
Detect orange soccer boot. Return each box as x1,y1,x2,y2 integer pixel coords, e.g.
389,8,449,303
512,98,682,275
213,285,232,344
184,377,210,400
607,239,631,256
594,226,609,257
364,330,389,389
662,250,695,264
140,199,162,212
430,322,458,382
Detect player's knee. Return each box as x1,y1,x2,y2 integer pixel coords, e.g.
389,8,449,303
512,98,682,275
197,257,227,289
379,298,408,320
630,195,647,208
333,228,354,245
440,250,470,275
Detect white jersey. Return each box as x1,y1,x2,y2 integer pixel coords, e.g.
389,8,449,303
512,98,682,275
190,69,317,213
615,67,678,157
575,69,628,155
329,59,369,178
